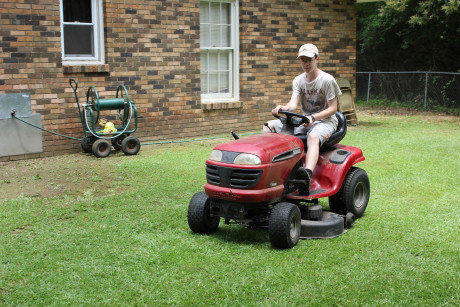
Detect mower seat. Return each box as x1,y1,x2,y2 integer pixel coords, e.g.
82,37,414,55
295,112,347,150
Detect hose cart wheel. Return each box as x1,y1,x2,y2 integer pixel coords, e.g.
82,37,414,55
112,134,127,151
121,136,141,155
92,139,112,158
81,138,92,153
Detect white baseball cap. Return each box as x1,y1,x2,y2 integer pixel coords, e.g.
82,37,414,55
297,44,318,58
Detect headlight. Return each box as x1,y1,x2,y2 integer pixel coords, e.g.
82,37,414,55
208,150,222,162
233,153,261,165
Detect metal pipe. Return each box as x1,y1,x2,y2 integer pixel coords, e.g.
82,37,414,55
424,72,428,109
367,73,371,104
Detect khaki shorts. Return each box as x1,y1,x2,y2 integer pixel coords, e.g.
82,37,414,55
268,118,337,146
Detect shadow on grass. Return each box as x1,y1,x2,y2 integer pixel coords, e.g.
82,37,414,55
212,224,270,247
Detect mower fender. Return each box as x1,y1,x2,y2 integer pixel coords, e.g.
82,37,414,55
315,144,365,196
287,144,365,200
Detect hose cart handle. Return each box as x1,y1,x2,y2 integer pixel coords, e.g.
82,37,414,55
69,78,78,92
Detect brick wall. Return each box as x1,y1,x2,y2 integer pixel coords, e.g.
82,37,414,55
0,0,356,161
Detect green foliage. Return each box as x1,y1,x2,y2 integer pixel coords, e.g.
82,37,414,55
1,114,459,305
358,0,460,71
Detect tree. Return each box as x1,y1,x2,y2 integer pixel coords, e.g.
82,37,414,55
357,0,460,72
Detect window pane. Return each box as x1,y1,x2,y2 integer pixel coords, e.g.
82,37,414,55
211,25,221,47
200,50,233,95
209,73,218,93
200,24,210,47
63,0,92,23
200,53,208,73
219,52,229,70
219,72,229,93
221,25,230,47
201,73,208,93
64,25,94,56
210,2,220,24
200,2,209,24
221,3,230,24
208,53,218,72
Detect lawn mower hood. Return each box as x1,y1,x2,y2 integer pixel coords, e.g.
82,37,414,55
211,133,304,164
204,133,304,203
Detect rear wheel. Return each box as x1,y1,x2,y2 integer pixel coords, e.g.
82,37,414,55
188,192,220,234
92,139,111,158
121,136,141,155
112,134,127,151
81,138,92,153
269,202,301,249
329,167,370,218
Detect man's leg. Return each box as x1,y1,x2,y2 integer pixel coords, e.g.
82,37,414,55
295,119,335,195
305,133,320,171
295,132,319,195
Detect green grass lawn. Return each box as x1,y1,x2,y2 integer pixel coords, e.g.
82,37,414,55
1,111,459,306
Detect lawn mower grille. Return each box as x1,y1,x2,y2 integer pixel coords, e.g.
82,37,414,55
206,164,263,189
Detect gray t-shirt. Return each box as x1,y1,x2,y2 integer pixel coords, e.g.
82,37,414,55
292,70,342,125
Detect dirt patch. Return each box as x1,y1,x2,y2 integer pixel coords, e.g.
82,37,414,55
1,150,129,202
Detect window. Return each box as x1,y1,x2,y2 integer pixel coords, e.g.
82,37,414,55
60,0,104,65
200,0,239,102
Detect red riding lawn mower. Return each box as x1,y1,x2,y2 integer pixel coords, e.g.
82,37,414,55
187,111,370,249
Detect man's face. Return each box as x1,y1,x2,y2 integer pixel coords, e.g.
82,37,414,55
300,56,318,73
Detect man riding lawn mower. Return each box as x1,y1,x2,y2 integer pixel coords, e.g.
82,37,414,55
188,44,370,249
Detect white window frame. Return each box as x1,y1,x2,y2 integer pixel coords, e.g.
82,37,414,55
200,0,239,103
60,0,105,65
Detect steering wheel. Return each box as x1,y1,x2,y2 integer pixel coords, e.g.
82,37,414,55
274,110,310,127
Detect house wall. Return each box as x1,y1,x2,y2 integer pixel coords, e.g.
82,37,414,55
0,0,356,161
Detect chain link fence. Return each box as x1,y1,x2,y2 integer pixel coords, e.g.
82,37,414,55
356,72,460,113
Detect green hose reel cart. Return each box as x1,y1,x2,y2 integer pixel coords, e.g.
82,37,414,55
69,78,141,158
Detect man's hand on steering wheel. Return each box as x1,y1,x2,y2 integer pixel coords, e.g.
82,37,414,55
271,105,285,116
303,114,314,127
273,110,310,127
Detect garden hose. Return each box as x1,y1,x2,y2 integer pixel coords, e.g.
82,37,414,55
10,111,260,146
11,111,82,141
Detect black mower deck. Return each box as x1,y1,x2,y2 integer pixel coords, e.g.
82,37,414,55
299,205,348,239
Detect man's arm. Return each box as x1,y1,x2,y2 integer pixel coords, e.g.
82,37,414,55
272,93,300,115
303,97,337,126
312,97,338,121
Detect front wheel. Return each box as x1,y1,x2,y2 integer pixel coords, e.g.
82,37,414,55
121,136,141,155
92,139,111,158
329,167,370,218
188,192,220,234
269,202,301,249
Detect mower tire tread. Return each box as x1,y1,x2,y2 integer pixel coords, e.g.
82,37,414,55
329,167,370,218
188,191,220,235
269,202,301,249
